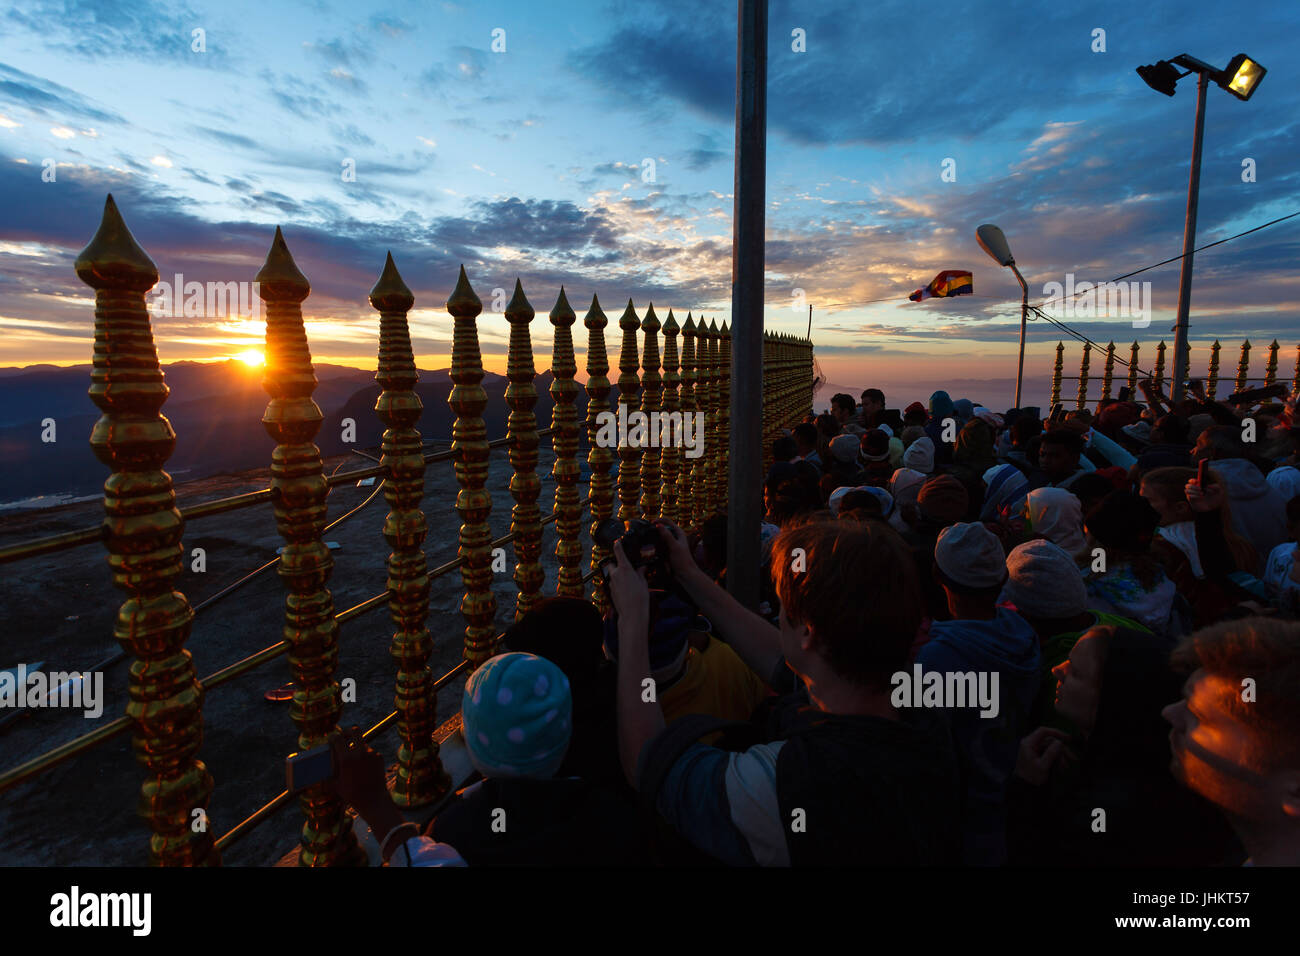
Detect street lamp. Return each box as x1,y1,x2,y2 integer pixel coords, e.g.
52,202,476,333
976,223,1029,408
1136,51,1267,400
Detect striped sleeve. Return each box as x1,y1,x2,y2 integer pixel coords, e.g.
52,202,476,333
650,740,788,866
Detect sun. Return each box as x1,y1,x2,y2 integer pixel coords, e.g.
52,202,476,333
235,349,264,368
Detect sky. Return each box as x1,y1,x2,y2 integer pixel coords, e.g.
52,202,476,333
1,0,1298,406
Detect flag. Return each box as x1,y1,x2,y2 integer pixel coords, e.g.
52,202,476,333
909,269,973,302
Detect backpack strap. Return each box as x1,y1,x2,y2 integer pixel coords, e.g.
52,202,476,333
637,714,760,814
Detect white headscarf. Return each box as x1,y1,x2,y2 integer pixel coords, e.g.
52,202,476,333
1025,487,1087,559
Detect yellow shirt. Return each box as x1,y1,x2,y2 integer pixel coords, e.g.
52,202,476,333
660,635,771,727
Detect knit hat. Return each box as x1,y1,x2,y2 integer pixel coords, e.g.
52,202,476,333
602,592,696,671
861,485,894,517
876,422,894,438
900,425,926,448
1121,420,1152,445
904,401,927,417
980,463,1029,521
830,433,860,463
860,428,891,462
1003,539,1088,618
973,406,1004,428
935,522,1007,589
917,474,969,525
903,436,935,474
1098,401,1141,430
890,467,927,502
828,485,854,516
1186,413,1214,440
463,652,572,780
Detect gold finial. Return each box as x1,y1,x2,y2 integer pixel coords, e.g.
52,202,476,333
260,226,364,866
551,285,575,326
584,292,615,609
448,264,482,315
447,268,496,665
372,253,448,808
506,277,534,319
616,299,643,523
76,195,216,866
506,278,542,619
255,226,310,302
75,194,159,291
549,286,583,598
369,251,414,312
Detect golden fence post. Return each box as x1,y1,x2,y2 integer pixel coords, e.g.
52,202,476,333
616,300,643,523
75,195,217,867
659,309,681,525
505,280,542,620
760,333,771,473
370,253,447,808
698,321,718,518
1293,345,1300,396
1154,341,1167,394
1100,341,1115,403
258,227,364,867
639,303,662,520
1127,341,1140,396
1050,341,1064,407
447,267,497,666
1076,342,1091,410
679,315,699,529
583,296,615,609
549,288,583,599
717,322,731,499
1207,340,1222,400
1235,340,1251,394
1265,340,1279,387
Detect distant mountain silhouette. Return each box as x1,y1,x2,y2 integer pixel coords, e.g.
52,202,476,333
0,361,615,504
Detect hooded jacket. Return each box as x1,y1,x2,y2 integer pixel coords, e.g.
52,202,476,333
1208,458,1288,573
915,607,1041,865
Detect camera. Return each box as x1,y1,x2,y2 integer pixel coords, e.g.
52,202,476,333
593,518,668,570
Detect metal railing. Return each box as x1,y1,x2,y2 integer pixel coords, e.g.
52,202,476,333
0,194,816,865
1049,338,1298,408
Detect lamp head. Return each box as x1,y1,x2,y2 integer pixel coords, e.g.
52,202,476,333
1136,59,1181,96
976,224,1015,267
1218,54,1266,101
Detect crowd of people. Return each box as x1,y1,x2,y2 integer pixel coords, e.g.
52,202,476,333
333,381,1300,867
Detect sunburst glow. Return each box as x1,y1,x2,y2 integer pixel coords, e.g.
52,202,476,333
235,349,264,368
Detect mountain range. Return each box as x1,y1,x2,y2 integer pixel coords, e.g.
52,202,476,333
0,361,581,504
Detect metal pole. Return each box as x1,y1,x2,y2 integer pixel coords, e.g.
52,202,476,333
1010,263,1028,408
726,0,767,609
1172,70,1208,403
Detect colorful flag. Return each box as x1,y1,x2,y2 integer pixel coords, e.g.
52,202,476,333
909,269,973,302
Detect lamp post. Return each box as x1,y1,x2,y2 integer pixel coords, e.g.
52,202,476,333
1137,52,1267,401
976,223,1028,408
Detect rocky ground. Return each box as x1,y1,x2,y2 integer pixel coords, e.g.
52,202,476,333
0,442,590,866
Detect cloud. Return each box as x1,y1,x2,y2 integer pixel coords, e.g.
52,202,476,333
0,62,126,125
5,0,229,65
